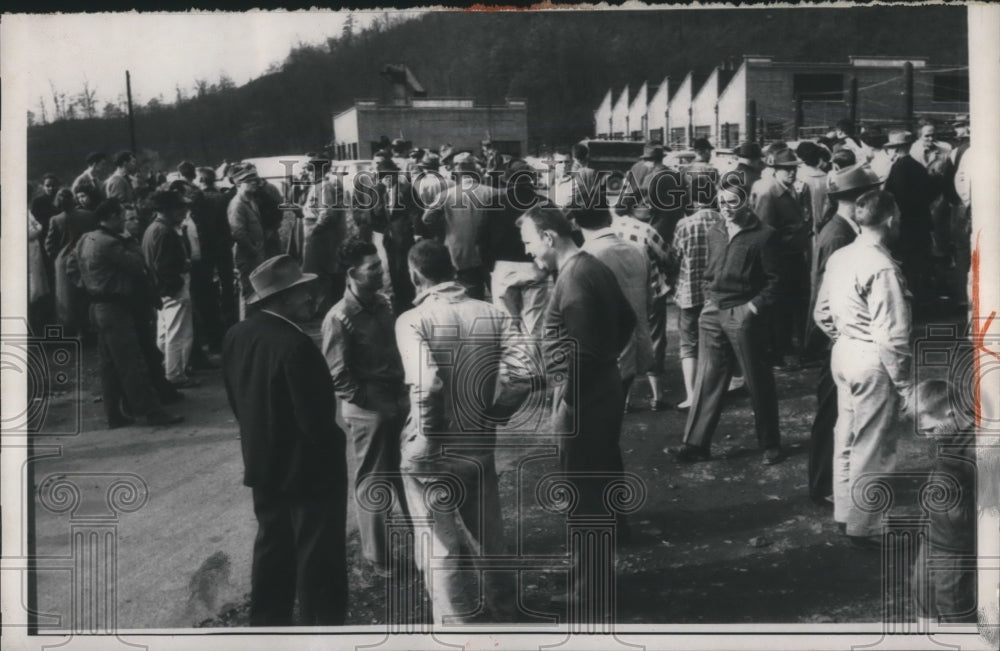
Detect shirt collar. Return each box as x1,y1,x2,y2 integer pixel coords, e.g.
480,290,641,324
260,309,305,333
412,280,465,307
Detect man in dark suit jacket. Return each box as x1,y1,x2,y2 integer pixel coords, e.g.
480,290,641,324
222,255,348,626
883,130,933,303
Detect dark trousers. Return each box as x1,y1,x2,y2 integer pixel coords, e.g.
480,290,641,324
249,488,348,627
808,353,837,502
216,255,237,331
384,218,415,313
456,266,487,301
648,294,668,374
133,307,179,403
769,252,810,358
189,260,219,354
683,302,780,451
90,303,159,422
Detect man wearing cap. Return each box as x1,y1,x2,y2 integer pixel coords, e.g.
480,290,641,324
804,165,878,505
673,173,784,465
422,152,498,300
733,142,765,189
413,152,452,212
684,137,719,214
303,161,349,315
196,166,238,334
228,166,267,318
883,130,933,304
616,143,686,244
368,152,420,313
814,190,912,549
222,255,348,625
142,190,197,389
751,148,812,368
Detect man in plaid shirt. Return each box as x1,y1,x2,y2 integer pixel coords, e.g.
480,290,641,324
612,212,674,410
670,204,723,409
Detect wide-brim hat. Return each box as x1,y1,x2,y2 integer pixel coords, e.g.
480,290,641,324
246,255,317,306
231,165,261,184
883,130,914,149
692,137,714,151
418,152,441,169
641,144,665,160
735,142,762,160
826,164,882,198
765,149,801,168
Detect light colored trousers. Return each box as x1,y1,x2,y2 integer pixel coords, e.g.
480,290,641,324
491,260,550,336
830,337,900,537
401,453,512,626
157,274,193,383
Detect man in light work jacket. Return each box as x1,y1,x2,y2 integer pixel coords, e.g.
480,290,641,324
814,190,912,550
673,172,784,465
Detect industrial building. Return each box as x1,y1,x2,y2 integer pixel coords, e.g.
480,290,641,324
331,64,528,159
594,54,968,148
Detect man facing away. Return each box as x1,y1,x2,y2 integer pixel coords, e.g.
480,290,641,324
222,255,348,626
814,190,912,549
321,237,409,578
141,190,197,389
395,239,521,625
803,165,879,505
672,172,784,465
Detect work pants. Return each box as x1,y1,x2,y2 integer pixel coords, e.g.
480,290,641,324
491,260,550,336
912,540,978,623
683,302,780,451
249,487,348,627
384,218,416,313
341,390,409,572
553,364,627,614
156,275,194,383
808,351,837,503
401,453,510,625
190,259,224,351
90,302,159,422
830,337,900,537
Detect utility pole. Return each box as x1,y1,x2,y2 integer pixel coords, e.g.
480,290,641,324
125,70,137,153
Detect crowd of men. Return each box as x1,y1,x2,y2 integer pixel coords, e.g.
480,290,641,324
25,118,976,626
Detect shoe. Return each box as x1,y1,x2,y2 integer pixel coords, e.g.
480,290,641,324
675,399,692,411
727,376,746,392
108,416,136,429
146,410,184,426
169,377,201,389
763,446,786,465
650,399,673,411
667,444,711,463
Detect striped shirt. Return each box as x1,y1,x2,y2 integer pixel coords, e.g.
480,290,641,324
671,208,723,308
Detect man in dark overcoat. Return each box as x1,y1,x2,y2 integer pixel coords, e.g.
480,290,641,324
222,254,348,626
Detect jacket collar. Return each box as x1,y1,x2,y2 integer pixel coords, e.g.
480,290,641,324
412,280,469,307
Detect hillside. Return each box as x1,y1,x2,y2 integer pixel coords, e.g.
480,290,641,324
27,6,968,181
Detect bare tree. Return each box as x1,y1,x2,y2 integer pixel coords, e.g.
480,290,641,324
77,80,99,119
37,97,47,125
27,110,36,127
194,78,209,98
217,72,236,91
175,83,186,104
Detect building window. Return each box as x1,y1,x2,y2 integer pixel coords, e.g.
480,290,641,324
792,73,844,101
933,75,969,103
611,132,624,140
721,123,739,148
630,130,645,141
764,121,786,142
648,127,664,144
693,126,711,141
669,127,686,149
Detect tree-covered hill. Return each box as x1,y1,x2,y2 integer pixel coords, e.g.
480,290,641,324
27,6,967,182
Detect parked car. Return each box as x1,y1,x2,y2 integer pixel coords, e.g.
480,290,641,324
578,139,646,197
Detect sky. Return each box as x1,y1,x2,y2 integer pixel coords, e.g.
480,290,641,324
14,11,423,120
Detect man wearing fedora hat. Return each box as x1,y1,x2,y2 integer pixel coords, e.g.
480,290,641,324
222,254,348,625
142,190,198,389
684,137,720,215
228,165,267,319
883,129,933,304
804,164,880,505
751,148,813,369
734,142,765,189
617,142,686,244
